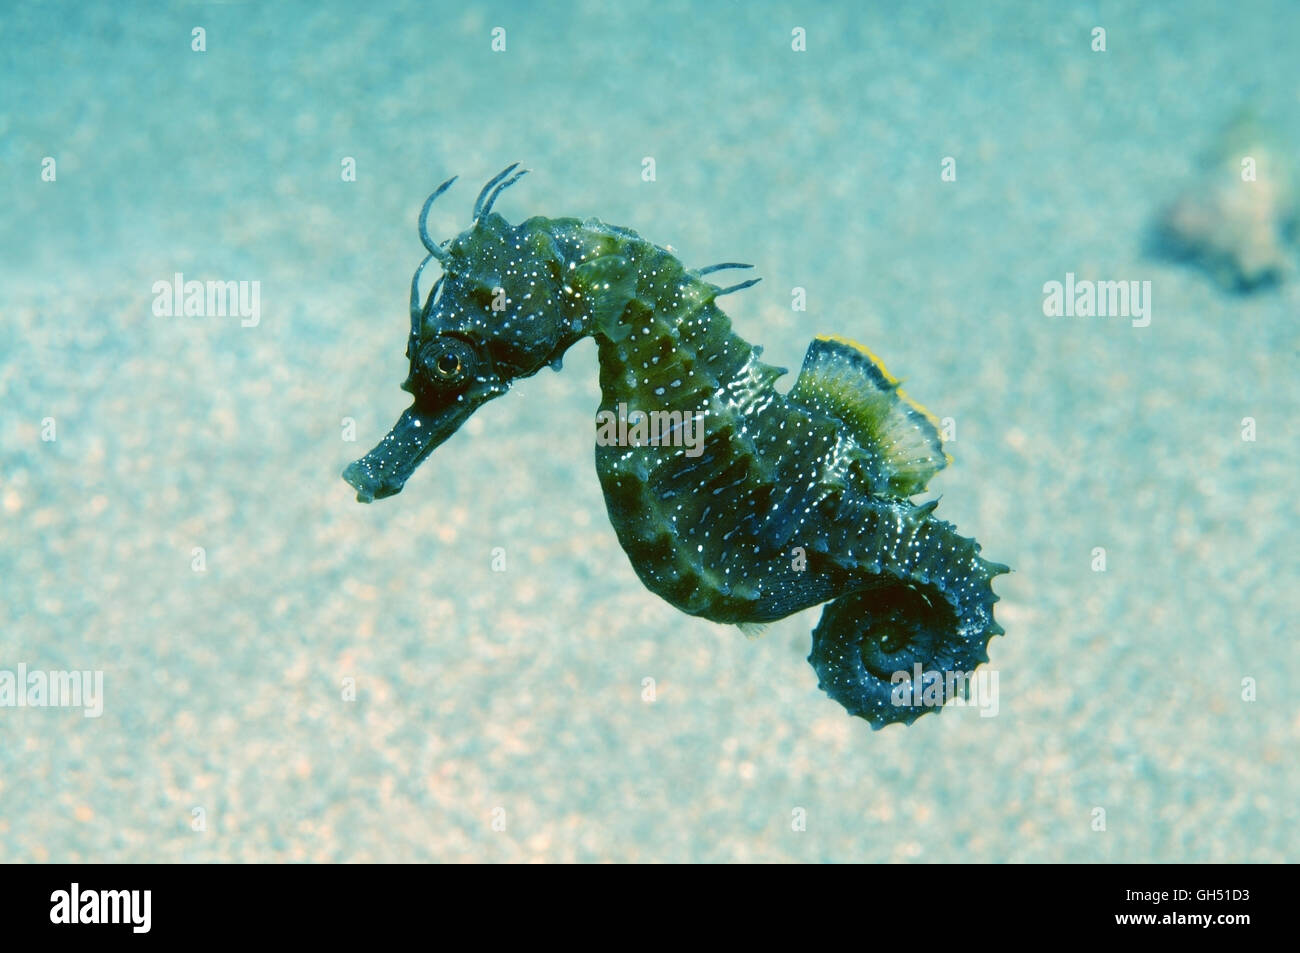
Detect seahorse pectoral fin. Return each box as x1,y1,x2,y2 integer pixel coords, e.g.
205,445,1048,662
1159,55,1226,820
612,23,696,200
574,255,639,341
789,335,948,498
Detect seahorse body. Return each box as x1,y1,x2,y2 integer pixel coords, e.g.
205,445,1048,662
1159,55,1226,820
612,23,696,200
343,167,1009,728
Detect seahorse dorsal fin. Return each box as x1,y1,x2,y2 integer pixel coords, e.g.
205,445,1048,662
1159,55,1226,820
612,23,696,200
788,335,949,497
736,621,769,639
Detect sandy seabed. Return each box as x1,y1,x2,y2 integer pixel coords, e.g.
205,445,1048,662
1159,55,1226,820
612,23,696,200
1,1,1296,862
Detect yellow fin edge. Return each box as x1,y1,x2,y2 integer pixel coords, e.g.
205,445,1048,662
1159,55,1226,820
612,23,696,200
814,333,950,459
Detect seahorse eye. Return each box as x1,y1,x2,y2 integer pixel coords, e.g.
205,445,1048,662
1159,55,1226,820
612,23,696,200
419,336,478,388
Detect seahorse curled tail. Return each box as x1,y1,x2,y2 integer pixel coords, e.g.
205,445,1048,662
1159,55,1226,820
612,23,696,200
805,494,1008,728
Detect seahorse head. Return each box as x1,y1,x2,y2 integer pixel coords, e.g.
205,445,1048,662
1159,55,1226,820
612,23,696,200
343,166,583,503
417,212,582,390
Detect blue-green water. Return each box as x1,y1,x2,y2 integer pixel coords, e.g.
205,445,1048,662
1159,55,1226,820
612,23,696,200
1,0,1296,861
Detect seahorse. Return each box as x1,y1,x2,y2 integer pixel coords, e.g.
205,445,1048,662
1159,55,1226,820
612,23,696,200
343,165,1009,728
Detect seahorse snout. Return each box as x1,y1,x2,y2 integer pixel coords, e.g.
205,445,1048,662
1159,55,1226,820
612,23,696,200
343,400,480,503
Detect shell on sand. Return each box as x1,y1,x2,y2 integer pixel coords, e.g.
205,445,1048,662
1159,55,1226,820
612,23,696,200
1156,116,1298,291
